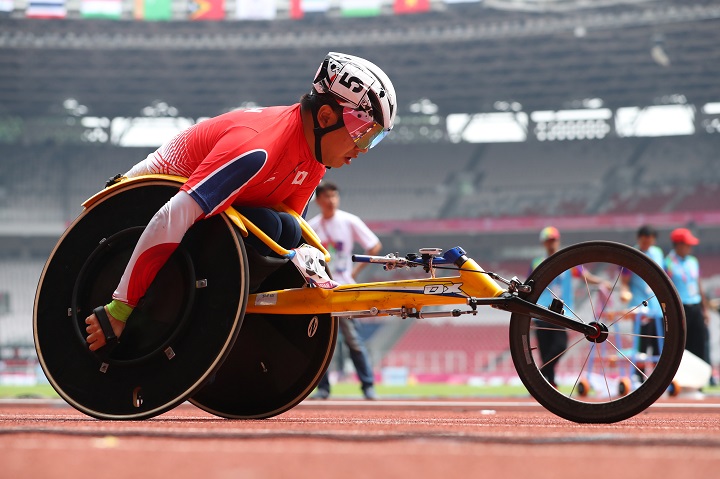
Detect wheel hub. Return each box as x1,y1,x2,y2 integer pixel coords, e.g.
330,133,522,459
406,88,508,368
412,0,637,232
585,321,609,343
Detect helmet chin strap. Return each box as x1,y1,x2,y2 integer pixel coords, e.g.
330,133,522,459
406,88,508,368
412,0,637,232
312,103,345,168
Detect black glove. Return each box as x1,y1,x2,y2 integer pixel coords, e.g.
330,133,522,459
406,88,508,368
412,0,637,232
105,173,124,188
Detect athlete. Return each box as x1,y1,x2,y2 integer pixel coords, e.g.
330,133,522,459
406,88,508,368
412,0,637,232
85,52,397,352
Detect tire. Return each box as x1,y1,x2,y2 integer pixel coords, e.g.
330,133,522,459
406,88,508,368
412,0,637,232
509,241,685,423
191,261,338,419
34,180,249,420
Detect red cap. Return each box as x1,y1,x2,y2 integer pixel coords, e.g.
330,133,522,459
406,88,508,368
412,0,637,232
670,228,699,245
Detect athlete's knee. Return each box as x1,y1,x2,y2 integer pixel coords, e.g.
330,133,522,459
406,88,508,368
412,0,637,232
277,212,301,249
238,207,285,256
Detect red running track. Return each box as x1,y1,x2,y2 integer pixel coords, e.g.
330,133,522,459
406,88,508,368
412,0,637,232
1,398,719,479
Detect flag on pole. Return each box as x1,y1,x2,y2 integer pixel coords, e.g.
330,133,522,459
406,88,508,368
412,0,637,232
189,0,225,21
393,0,430,15
134,0,172,21
290,0,330,20
301,0,330,13
341,0,381,17
26,0,67,18
289,0,302,19
81,0,122,19
236,0,276,21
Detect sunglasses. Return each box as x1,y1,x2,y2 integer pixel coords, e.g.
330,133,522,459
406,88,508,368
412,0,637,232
342,107,389,150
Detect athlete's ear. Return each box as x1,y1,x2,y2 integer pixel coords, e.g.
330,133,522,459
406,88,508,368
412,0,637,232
316,104,340,128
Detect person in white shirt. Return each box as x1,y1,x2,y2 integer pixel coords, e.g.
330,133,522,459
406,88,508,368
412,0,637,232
308,182,382,399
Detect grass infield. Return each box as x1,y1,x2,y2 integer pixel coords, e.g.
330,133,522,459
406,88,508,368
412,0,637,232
0,383,531,399
3,383,718,400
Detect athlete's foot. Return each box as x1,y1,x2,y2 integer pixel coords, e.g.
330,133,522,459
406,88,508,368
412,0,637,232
85,307,126,351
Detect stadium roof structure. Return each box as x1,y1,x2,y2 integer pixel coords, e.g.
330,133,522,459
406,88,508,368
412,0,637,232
1,0,719,119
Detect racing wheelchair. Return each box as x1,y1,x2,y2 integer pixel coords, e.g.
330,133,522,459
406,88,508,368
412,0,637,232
34,176,685,424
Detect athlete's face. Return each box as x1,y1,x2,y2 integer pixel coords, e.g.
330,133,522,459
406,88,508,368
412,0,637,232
317,105,369,168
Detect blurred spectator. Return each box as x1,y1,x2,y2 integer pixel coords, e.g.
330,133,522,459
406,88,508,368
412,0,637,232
308,182,381,400
621,225,664,369
531,226,609,387
711,298,720,313
664,228,712,377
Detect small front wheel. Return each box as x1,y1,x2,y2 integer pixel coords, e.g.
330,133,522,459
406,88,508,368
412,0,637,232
509,241,685,423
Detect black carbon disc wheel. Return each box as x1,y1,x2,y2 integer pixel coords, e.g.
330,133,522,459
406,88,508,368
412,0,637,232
71,226,198,368
34,180,249,420
190,261,338,419
509,241,685,424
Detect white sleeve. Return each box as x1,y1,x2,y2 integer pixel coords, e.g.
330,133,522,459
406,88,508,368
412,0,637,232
112,191,204,306
124,152,160,177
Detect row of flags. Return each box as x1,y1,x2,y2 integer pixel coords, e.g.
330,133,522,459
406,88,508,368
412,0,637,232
291,0,430,19
1,0,484,21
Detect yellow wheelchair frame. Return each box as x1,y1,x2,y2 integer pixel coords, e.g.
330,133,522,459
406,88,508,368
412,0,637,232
87,175,586,332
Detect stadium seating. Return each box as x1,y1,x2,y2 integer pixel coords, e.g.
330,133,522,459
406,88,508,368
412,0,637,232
0,144,153,227
673,184,720,212
0,259,44,350
2,2,720,118
381,322,511,377
1,135,717,228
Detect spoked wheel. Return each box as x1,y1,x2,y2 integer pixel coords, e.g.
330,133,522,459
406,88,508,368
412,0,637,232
191,260,338,419
509,241,685,424
34,179,249,420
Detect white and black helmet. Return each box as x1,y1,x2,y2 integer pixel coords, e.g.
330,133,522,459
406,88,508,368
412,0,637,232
312,52,396,131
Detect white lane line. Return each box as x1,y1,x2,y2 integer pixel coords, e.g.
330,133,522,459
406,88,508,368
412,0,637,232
298,399,720,410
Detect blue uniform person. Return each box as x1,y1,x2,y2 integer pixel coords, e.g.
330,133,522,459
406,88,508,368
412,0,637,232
532,227,610,387
664,228,711,370
532,227,576,388
621,225,664,372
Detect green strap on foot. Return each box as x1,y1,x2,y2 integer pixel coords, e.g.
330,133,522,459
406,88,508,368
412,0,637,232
106,299,133,323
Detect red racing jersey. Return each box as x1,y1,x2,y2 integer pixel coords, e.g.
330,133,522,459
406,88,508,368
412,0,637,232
113,104,325,308
130,104,325,215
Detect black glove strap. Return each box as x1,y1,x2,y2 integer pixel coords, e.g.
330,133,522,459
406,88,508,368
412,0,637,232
312,103,345,168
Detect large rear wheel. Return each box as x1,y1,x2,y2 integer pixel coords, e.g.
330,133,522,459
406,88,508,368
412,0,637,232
190,260,338,419
34,180,249,420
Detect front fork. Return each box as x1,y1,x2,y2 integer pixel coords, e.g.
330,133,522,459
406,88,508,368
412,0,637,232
455,251,604,340
471,293,604,339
